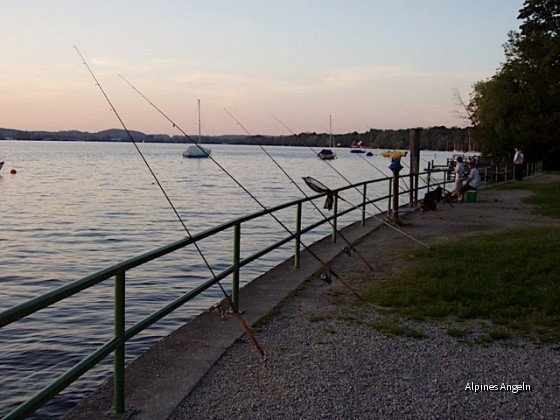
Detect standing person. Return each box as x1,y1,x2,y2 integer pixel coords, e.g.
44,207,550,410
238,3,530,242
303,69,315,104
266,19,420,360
514,147,525,180
450,156,466,201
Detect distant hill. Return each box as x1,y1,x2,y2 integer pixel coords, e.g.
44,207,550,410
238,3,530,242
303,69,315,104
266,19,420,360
0,128,147,142
0,127,247,144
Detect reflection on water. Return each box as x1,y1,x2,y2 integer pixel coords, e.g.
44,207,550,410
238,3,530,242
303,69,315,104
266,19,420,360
0,141,451,417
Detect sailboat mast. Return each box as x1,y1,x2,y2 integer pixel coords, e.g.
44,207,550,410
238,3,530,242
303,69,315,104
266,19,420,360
329,114,333,147
197,98,201,145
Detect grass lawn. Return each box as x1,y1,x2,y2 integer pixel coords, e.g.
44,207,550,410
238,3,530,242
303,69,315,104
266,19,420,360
364,176,560,345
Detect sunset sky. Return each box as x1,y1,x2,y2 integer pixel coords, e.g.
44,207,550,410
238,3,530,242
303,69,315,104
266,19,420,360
1,0,523,136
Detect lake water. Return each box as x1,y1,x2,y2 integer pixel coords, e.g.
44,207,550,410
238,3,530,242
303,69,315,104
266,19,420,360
0,141,450,417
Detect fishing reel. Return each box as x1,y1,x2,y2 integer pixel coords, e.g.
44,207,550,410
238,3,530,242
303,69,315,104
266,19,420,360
210,303,231,320
320,272,332,285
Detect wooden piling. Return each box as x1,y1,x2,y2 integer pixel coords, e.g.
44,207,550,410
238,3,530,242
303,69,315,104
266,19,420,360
409,128,421,206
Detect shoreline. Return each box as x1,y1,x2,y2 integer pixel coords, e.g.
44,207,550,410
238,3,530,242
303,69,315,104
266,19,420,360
67,175,560,419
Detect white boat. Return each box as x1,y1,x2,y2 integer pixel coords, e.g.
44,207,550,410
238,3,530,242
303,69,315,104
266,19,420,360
452,151,482,161
318,115,336,160
183,144,211,158
350,140,366,153
182,99,211,158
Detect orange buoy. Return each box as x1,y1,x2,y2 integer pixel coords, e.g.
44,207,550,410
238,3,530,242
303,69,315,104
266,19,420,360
10,168,17,174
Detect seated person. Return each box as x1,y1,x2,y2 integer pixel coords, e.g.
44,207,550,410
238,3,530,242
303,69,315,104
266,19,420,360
460,161,481,200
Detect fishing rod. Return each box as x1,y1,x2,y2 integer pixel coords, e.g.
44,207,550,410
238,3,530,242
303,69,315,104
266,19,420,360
224,109,374,272
397,158,455,218
74,47,264,357
352,147,451,220
269,113,431,249
342,143,449,223
345,130,446,208
119,75,362,300
396,156,454,202
269,112,410,207
224,111,431,285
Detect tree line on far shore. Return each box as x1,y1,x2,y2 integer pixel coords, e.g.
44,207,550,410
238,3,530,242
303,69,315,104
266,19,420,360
0,126,475,152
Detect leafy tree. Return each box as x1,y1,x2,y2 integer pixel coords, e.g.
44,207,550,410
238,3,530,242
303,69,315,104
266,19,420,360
471,0,560,168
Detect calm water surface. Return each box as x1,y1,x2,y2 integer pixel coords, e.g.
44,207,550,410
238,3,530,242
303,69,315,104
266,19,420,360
0,141,450,417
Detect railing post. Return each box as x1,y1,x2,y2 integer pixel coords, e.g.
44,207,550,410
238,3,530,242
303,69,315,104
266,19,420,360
294,202,302,268
232,223,241,312
112,270,126,417
426,162,431,190
331,193,338,242
387,178,392,215
392,172,400,224
361,184,367,226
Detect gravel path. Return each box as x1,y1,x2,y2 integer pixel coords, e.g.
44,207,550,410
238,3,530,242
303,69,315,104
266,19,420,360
171,176,560,420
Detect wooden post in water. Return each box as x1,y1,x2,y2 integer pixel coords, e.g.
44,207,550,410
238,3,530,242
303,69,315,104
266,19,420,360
409,128,421,206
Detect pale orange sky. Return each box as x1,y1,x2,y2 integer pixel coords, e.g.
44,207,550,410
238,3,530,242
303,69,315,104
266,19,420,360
1,0,522,136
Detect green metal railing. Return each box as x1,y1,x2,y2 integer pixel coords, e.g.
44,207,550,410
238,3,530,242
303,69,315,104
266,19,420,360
0,169,452,419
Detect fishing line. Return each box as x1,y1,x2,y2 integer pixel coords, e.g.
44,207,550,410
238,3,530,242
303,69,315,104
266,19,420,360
394,158,454,221
356,150,411,193
224,109,375,272
74,47,264,357
330,181,432,248
353,152,410,193
352,149,449,229
118,76,361,300
399,157,453,198
269,111,406,207
269,113,431,249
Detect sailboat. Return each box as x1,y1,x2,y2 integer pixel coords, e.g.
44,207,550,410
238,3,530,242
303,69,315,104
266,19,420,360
317,115,336,160
182,99,211,158
350,140,366,153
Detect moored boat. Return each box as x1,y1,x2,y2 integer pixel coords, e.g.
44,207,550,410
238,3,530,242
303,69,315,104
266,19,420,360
183,99,211,158
182,144,211,158
317,149,336,160
318,115,336,160
381,150,408,158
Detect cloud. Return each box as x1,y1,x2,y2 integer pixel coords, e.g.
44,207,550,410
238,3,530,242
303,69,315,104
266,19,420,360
323,65,414,88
